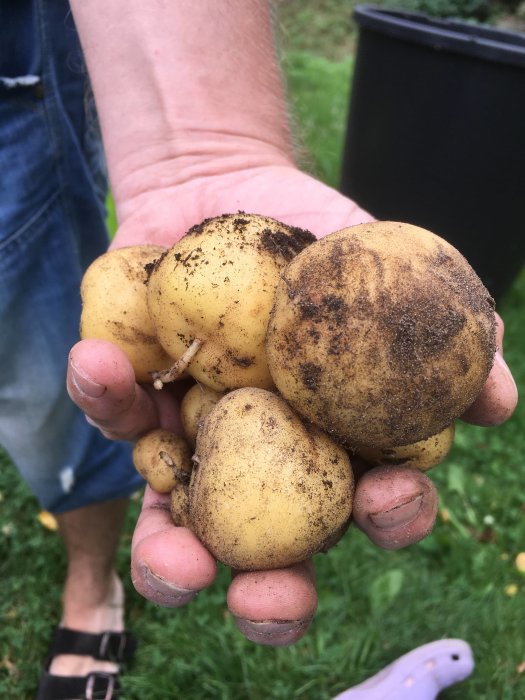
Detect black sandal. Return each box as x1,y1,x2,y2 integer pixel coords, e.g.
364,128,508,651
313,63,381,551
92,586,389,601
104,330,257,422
36,628,137,699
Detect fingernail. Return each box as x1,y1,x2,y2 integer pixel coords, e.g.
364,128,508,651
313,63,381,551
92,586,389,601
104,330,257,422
70,363,106,398
494,351,518,395
142,565,196,607
234,617,312,647
369,494,423,530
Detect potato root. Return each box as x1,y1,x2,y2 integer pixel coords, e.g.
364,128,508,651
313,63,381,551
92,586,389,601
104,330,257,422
132,429,192,494
147,213,315,391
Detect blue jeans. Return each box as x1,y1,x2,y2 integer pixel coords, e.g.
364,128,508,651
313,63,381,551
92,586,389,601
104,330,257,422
0,0,144,512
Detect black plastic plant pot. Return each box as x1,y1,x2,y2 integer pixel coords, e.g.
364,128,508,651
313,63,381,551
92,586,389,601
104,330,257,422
340,5,525,302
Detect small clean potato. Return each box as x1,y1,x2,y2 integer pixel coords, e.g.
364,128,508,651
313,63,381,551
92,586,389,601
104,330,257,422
189,387,355,571
180,383,226,447
354,424,455,471
147,213,315,391
80,245,173,383
133,429,192,494
266,221,496,449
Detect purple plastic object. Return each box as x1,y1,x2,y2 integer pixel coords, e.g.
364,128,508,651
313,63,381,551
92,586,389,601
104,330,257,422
332,639,474,700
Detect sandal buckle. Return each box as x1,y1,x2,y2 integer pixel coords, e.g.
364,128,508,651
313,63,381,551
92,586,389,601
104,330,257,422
86,671,115,700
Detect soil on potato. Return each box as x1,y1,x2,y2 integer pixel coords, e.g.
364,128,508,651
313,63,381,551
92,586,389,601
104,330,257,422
269,225,496,447
185,212,315,262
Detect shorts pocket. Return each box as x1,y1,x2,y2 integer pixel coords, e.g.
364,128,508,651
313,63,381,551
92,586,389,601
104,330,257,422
0,80,59,245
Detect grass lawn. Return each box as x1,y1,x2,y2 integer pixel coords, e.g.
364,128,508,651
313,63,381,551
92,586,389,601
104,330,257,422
1,4,525,699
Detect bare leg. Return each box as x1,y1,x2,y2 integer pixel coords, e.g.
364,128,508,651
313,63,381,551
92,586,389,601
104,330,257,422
49,498,130,677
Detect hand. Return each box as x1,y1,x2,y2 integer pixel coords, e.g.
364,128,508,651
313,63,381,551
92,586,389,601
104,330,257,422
67,165,518,645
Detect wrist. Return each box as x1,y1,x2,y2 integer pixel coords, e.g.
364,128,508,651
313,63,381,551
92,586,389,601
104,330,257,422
70,0,296,221
113,131,295,224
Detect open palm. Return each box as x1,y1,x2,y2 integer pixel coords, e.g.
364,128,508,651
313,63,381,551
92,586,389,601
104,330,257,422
68,164,517,646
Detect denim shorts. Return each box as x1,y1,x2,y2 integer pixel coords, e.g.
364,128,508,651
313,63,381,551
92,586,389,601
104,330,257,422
0,0,144,512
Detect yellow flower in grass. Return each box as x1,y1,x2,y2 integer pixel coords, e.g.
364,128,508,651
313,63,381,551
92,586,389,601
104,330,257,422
515,552,525,574
38,511,58,531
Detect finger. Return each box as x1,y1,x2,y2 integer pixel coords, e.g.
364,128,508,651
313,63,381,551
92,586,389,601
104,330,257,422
131,486,217,607
461,314,518,426
352,466,438,550
461,351,518,426
495,312,505,352
68,339,171,440
227,561,317,646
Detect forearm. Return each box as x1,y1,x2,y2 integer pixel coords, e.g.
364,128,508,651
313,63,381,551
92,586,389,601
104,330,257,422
69,0,295,219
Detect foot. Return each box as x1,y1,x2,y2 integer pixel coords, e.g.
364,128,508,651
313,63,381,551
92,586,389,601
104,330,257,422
48,572,125,678
332,639,474,700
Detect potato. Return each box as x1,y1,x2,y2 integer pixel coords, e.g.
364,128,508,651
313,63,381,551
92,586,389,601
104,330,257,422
146,213,315,391
132,429,192,494
189,387,354,570
180,383,226,447
354,424,455,471
170,483,192,528
266,221,496,448
80,245,173,383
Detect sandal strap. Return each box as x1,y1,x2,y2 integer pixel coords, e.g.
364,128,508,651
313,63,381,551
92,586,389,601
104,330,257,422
48,628,137,663
37,670,120,700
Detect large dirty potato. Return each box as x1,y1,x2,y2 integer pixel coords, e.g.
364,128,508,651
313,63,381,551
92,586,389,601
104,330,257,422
80,245,172,383
189,387,354,570
147,213,315,391
266,221,496,449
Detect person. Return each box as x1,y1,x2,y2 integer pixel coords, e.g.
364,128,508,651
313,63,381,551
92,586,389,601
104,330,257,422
1,4,145,699
0,2,517,699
